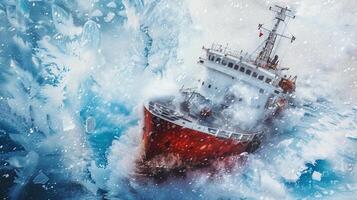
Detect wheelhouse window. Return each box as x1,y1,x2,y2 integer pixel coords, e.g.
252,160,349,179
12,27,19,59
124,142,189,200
258,75,264,80
221,59,227,66
228,62,233,68
246,69,252,75
252,72,258,78
210,55,215,61
239,67,245,73
265,78,272,84
215,57,221,63
259,88,265,93
208,84,211,88
234,64,239,70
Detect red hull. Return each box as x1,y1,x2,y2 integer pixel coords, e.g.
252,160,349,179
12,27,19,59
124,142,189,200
142,107,256,168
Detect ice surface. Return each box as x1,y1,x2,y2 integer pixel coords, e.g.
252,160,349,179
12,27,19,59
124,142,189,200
62,117,75,131
51,4,81,36
107,2,117,8
8,151,39,199
104,12,115,23
32,171,49,184
52,4,70,25
346,133,357,140
312,171,322,181
91,9,103,17
85,116,96,133
81,20,101,49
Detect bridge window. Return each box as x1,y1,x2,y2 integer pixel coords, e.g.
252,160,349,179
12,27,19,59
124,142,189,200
228,62,233,68
210,55,215,61
274,90,280,94
208,84,211,88
215,57,221,63
202,81,204,85
221,59,227,66
258,75,264,80
246,69,252,75
239,67,245,73
252,72,258,78
234,64,239,70
265,78,272,84
259,88,264,93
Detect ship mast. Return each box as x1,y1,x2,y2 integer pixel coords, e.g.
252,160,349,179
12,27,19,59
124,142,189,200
255,5,295,69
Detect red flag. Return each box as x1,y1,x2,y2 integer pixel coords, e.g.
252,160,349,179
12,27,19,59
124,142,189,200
259,31,263,37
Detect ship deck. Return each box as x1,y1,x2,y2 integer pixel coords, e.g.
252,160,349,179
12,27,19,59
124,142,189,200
146,99,263,142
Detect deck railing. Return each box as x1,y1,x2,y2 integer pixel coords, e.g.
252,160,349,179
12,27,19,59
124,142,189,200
148,101,262,142
208,43,260,63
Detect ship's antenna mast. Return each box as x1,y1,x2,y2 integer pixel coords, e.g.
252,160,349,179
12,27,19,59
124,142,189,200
255,5,295,69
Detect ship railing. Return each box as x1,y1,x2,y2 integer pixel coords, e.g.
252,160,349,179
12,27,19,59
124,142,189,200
209,43,246,59
149,102,183,119
207,127,261,142
149,101,262,142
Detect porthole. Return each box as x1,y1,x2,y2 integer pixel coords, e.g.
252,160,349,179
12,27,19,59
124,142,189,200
265,78,272,84
222,59,227,66
252,72,258,78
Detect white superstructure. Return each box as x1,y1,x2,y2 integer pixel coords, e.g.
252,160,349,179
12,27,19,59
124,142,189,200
193,5,297,123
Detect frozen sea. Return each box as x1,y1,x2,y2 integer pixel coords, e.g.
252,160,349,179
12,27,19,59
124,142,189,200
0,0,356,199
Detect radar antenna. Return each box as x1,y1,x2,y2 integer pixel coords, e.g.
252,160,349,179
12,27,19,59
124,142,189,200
255,5,295,69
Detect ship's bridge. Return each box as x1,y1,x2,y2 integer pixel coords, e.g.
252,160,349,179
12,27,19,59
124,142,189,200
195,5,297,97
197,43,284,98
